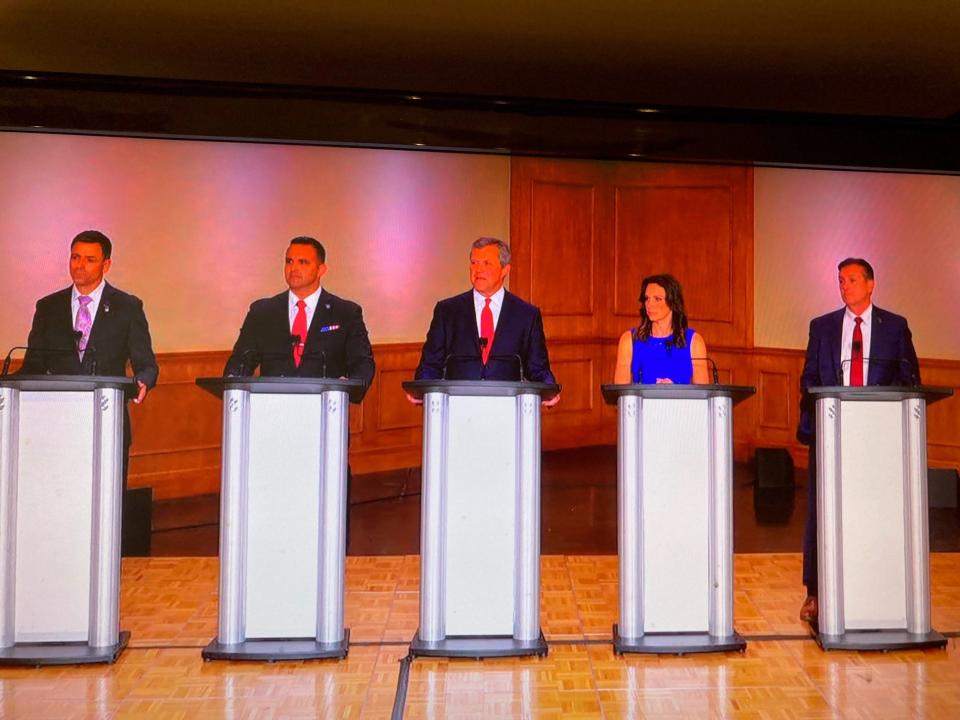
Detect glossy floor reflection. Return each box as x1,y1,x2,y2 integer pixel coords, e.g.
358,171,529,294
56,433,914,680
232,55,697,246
150,445,960,557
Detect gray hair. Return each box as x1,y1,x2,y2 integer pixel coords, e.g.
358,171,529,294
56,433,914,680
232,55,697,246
471,237,511,267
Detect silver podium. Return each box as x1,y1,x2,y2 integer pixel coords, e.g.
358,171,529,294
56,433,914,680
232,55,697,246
197,376,364,661
602,383,755,655
0,374,134,665
403,379,559,659
808,385,953,651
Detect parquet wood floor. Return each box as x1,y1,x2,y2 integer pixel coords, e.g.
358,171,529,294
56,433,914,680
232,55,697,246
2,553,959,718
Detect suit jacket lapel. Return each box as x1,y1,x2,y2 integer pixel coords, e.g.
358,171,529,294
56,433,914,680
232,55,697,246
85,283,113,351
868,306,886,385
489,291,515,356
462,292,481,356
305,289,331,347
829,309,844,385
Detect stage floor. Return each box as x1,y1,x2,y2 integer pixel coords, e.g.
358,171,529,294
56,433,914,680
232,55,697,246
2,553,959,718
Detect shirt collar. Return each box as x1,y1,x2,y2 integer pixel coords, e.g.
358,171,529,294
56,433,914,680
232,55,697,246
845,303,873,323
73,280,106,304
289,285,323,311
473,286,505,309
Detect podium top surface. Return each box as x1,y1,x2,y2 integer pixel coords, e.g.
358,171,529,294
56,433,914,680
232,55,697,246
808,385,953,405
403,379,560,400
601,383,756,406
196,376,365,402
196,376,367,403
0,374,137,395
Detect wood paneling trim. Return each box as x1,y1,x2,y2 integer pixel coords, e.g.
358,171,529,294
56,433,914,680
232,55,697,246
105,342,960,497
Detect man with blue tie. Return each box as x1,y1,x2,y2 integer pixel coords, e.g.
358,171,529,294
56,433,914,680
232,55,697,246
797,257,920,622
410,237,559,406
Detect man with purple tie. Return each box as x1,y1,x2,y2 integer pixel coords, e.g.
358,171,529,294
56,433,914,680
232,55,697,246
409,237,559,406
797,257,920,622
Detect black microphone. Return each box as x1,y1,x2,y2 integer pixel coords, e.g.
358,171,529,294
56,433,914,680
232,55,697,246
839,356,919,387
691,356,720,384
1,347,28,376
486,353,527,382
442,353,484,380
300,350,328,378
2,344,85,376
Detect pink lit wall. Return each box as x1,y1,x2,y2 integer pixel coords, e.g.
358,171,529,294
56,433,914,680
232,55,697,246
0,131,510,351
755,167,960,360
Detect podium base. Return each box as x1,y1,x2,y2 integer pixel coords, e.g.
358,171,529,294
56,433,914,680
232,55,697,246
613,624,746,655
202,628,350,661
812,626,947,652
410,630,548,659
0,631,130,666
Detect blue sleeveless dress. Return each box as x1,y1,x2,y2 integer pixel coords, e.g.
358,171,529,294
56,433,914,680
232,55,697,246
630,328,695,384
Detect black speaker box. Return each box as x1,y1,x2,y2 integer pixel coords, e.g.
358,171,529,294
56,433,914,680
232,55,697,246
754,447,795,489
928,468,959,509
122,486,153,557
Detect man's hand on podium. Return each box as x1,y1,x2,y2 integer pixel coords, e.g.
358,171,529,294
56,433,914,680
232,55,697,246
542,392,560,409
133,380,148,404
405,392,423,405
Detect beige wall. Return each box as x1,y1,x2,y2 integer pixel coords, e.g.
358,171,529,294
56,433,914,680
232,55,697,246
0,132,510,351
755,167,960,360
5,132,959,362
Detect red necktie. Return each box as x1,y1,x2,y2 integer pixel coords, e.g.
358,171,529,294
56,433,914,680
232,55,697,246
292,299,307,367
480,298,494,365
850,316,863,386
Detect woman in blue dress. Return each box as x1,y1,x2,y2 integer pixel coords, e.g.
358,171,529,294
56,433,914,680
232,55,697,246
613,274,710,384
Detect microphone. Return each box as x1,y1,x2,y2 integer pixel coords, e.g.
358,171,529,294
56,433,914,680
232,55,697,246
839,356,919,387
2,344,83,376
300,350,328,378
691,356,720,384
442,353,484,380
486,353,526,382
1,347,28,376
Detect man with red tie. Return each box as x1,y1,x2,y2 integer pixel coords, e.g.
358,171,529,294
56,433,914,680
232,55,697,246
797,257,920,622
410,237,559,406
224,236,375,392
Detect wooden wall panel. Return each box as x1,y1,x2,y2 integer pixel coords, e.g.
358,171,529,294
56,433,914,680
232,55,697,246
510,160,606,339
529,182,596,317
606,164,753,347
612,186,733,323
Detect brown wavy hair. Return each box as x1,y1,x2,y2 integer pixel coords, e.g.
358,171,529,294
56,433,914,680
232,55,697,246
632,274,689,348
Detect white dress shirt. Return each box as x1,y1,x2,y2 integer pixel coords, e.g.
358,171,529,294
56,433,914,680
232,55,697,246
840,304,872,385
288,286,323,333
473,286,505,334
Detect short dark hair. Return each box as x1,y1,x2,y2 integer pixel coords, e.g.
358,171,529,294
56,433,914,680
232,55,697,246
838,257,874,281
71,230,112,259
289,236,326,263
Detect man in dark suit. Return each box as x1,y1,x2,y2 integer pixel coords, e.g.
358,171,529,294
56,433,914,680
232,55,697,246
20,230,159,554
797,257,920,622
223,236,375,393
410,237,559,405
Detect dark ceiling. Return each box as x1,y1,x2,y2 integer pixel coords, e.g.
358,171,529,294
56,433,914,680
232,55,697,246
1,2,959,169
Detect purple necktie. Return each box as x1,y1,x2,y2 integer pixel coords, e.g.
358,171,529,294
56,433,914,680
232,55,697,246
75,295,93,354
